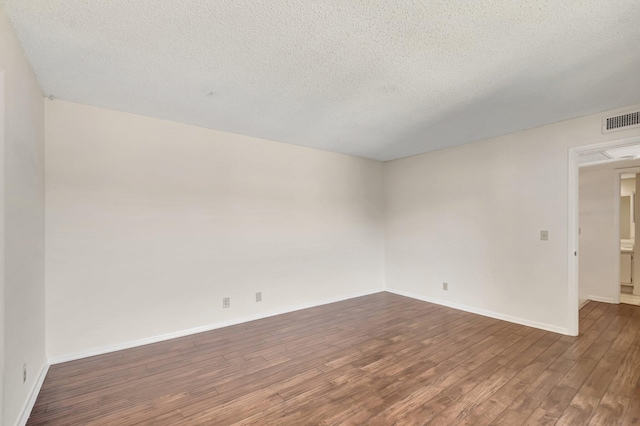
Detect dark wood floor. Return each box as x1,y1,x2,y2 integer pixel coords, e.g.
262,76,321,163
28,292,640,425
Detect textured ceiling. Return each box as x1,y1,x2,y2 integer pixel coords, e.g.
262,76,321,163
2,1,640,161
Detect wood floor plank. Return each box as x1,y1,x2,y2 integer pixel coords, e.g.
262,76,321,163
26,293,640,425
520,302,638,426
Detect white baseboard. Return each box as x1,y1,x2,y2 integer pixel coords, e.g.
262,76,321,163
587,295,616,304
49,288,384,365
16,362,49,426
386,288,570,335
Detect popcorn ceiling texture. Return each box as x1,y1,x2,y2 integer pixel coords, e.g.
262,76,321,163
2,0,640,160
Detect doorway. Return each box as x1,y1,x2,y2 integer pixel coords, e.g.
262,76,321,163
569,136,640,335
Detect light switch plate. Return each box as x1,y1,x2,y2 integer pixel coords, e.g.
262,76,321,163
540,230,549,241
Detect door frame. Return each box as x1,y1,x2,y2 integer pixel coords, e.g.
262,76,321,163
569,135,640,335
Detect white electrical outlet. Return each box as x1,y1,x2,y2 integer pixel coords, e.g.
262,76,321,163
256,292,262,302
23,364,27,383
443,282,448,291
223,297,230,308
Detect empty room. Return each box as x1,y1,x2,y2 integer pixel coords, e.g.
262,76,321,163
1,0,640,425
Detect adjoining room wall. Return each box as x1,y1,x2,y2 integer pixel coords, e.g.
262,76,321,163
0,8,46,426
0,68,4,426
578,166,617,305
384,104,640,334
45,99,385,361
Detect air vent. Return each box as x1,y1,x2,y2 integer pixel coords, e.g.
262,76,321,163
602,110,640,133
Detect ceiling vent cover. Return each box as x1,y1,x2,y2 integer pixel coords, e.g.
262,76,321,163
603,110,640,133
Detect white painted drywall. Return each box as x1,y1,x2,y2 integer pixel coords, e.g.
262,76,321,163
0,69,4,426
45,99,385,360
578,167,617,304
0,8,46,426
384,103,640,333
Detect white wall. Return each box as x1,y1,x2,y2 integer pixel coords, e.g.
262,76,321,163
0,8,46,426
578,167,617,305
384,103,640,334
45,99,385,361
0,68,4,426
